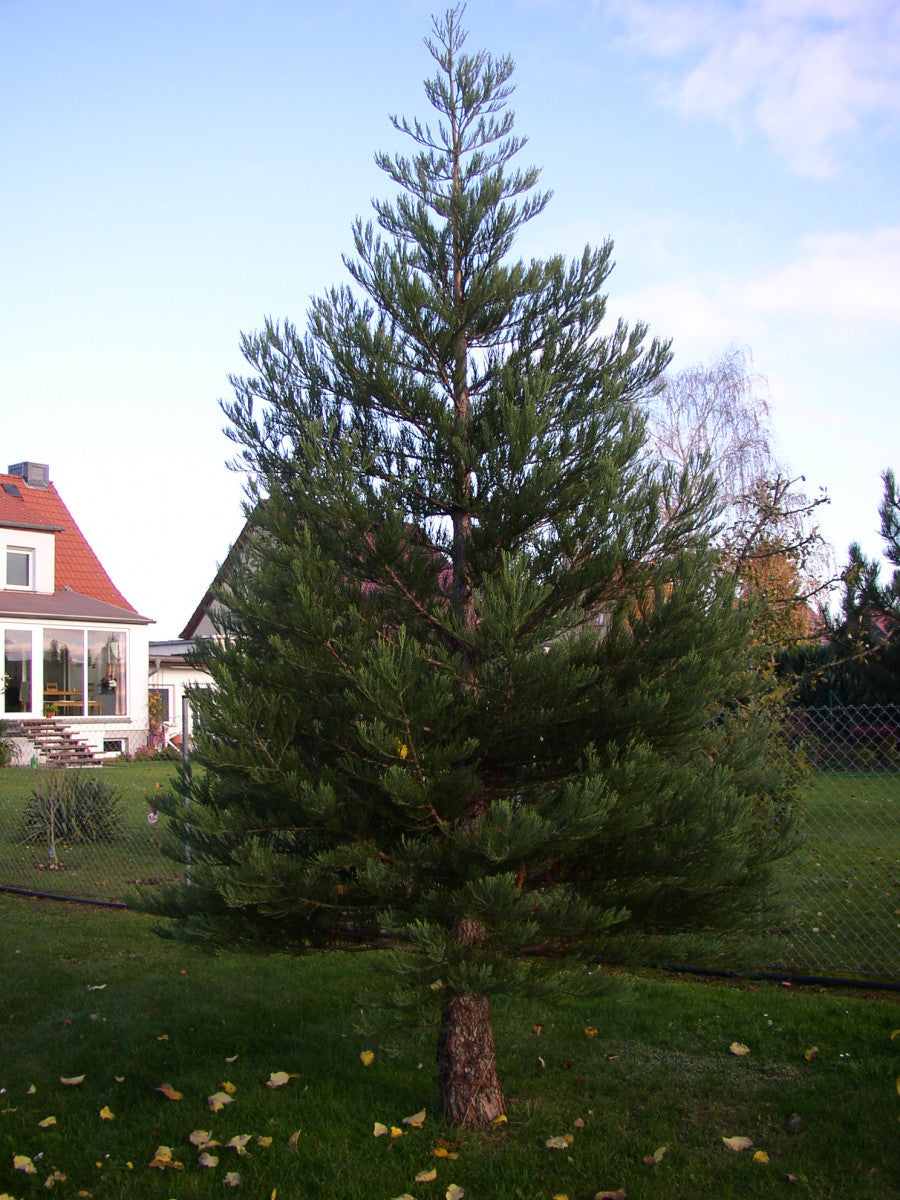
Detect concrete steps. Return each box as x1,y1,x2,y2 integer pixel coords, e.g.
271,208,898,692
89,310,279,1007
19,719,103,768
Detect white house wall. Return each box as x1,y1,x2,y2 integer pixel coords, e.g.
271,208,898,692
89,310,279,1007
148,659,214,746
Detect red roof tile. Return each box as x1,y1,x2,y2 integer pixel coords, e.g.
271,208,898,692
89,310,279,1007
0,471,137,615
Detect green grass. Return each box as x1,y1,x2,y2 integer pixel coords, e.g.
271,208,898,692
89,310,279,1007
1,896,898,1200
0,763,183,901
1,764,898,980
776,770,900,980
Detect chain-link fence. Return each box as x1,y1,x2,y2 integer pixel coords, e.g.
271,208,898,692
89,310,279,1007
775,704,899,982
0,731,186,906
1,708,898,981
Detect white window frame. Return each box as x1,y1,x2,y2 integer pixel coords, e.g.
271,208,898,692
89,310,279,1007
5,547,34,590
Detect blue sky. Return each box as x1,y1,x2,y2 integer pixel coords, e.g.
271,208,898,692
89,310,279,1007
2,0,898,638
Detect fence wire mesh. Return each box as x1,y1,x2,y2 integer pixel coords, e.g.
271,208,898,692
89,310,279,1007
0,732,185,907
0,708,897,982
776,704,899,982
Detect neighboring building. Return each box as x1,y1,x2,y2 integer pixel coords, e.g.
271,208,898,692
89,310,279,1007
0,461,152,763
146,523,248,744
148,639,212,746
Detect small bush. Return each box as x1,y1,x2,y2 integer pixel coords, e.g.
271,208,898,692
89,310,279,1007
21,771,125,846
0,719,16,768
128,743,183,763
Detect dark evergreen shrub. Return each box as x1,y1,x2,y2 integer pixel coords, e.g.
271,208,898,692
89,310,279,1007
21,771,125,845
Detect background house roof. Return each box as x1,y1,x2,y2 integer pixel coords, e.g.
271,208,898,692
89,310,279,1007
0,467,146,619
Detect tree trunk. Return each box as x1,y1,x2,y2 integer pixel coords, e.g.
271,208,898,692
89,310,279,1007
437,991,506,1128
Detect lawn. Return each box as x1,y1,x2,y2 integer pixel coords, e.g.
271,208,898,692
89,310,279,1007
0,762,183,903
0,763,898,980
1,896,897,1200
775,771,899,980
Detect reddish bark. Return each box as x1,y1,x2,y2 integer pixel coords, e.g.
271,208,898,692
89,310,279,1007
436,991,506,1128
436,919,506,1128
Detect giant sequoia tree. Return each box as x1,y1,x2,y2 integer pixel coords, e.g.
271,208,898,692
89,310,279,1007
155,10,796,1127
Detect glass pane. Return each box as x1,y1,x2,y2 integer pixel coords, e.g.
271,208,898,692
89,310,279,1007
43,629,85,716
87,630,126,716
149,687,170,724
6,550,30,587
3,629,32,713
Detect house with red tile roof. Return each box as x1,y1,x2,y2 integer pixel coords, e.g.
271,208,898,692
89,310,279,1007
1,461,153,763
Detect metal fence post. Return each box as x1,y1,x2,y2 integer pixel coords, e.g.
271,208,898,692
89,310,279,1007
182,693,191,886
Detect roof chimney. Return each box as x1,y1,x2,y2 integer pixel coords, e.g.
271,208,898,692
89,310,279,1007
9,462,50,489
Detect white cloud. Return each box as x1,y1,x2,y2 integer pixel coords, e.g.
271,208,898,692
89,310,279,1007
601,0,900,176
613,280,754,357
613,225,900,360
741,227,900,335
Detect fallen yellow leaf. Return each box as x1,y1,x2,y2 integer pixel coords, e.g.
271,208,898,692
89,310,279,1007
226,1054,238,1062
722,1136,754,1152
44,1168,66,1187
257,1136,273,1147
360,1050,375,1067
287,1130,301,1148
804,1047,819,1061
155,1083,182,1100
14,1155,37,1174
430,1147,459,1160
38,1115,57,1127
416,1168,438,1182
221,1080,238,1094
189,1130,213,1147
585,1027,598,1038
27,1084,36,1094
198,1152,219,1168
147,1146,184,1170
113,1076,124,1083
60,1075,84,1086
208,1091,234,1111
223,1171,242,1186
594,1191,627,1200
554,1195,571,1200
753,1150,770,1164
226,1134,252,1155
730,1042,750,1056
391,1195,416,1200
446,1185,464,1200
491,1114,508,1126
373,1122,389,1137
545,1135,573,1149
266,1071,294,1089
99,1106,114,1121
390,1126,404,1138
403,1109,426,1127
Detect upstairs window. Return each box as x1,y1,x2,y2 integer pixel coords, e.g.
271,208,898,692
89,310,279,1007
6,548,33,589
